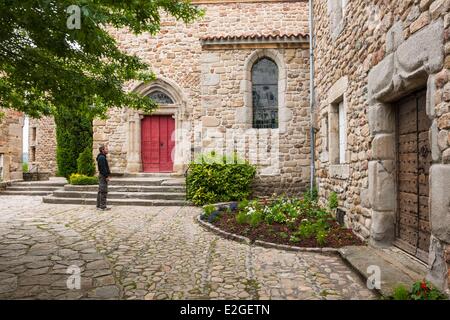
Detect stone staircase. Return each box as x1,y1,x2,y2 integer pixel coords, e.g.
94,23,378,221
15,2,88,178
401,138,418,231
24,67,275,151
0,178,67,196
42,175,189,206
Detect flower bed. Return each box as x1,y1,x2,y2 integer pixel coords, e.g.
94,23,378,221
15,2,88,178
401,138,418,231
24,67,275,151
200,194,364,248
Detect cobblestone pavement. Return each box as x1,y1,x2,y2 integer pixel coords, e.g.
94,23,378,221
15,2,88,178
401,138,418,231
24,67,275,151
0,196,377,300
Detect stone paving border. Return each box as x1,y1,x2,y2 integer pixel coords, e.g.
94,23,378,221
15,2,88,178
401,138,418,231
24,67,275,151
196,214,339,254
196,215,251,245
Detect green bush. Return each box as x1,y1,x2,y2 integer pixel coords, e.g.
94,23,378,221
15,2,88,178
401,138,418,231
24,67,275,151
236,211,248,225
386,281,447,300
69,173,99,185
55,108,93,179
22,163,29,173
77,146,96,176
186,151,256,206
390,285,410,300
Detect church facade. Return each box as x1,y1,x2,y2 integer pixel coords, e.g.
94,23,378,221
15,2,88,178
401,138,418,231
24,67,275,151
93,0,312,196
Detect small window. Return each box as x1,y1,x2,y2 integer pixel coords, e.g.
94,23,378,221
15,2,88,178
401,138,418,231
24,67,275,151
148,90,174,105
252,58,278,129
30,147,36,162
329,100,347,164
31,127,37,142
338,101,346,164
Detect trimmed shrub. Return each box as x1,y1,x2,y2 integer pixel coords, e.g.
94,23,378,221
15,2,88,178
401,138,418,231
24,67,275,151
22,163,29,173
55,108,93,179
186,151,256,206
77,146,95,176
69,173,98,185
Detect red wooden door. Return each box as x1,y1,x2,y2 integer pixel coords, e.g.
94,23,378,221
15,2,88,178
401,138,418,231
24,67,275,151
141,115,175,172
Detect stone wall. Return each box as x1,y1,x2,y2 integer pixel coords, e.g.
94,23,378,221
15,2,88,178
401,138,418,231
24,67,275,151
95,0,311,195
0,109,23,181
313,0,450,291
29,116,57,176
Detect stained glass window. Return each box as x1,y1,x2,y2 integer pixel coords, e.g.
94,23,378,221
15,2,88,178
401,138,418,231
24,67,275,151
148,90,174,105
252,58,278,129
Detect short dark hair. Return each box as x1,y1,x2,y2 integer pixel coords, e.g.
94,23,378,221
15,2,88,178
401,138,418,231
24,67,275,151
99,145,105,153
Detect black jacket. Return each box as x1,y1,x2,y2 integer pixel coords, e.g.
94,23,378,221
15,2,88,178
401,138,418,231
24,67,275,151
96,153,111,177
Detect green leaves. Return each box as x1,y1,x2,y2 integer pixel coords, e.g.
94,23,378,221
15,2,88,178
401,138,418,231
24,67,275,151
76,145,95,176
186,152,257,206
0,0,203,118
69,173,98,185
387,280,447,300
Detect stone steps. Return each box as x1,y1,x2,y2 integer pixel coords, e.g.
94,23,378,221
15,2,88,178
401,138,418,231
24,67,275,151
1,190,57,196
11,182,66,187
108,178,185,186
52,190,186,200
63,185,185,193
40,175,188,207
0,178,67,196
7,186,63,192
42,196,188,207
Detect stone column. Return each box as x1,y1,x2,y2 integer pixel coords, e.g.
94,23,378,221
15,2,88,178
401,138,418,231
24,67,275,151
125,112,142,173
368,103,396,247
427,165,450,292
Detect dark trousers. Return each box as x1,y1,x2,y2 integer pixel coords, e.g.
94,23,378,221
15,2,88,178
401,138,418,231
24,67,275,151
97,175,108,208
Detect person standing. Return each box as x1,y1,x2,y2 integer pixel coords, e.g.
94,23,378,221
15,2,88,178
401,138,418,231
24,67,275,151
96,145,111,210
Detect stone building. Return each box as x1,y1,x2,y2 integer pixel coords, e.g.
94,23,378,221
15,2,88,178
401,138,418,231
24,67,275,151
0,109,23,182
94,0,312,195
28,116,57,176
312,0,450,290
28,0,450,291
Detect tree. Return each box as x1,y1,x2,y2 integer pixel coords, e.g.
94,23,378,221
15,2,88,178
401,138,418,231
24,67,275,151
55,105,93,178
77,145,96,177
0,0,203,118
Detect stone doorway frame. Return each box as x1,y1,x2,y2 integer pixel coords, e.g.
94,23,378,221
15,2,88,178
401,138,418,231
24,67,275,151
125,78,188,175
367,20,448,290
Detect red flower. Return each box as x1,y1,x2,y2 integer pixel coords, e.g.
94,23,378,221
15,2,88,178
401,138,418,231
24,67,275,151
420,281,429,292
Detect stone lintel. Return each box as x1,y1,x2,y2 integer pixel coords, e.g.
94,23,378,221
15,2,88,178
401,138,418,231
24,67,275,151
329,164,350,180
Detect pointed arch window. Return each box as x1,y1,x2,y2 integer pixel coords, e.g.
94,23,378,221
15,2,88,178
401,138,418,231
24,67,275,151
148,90,174,105
252,58,278,129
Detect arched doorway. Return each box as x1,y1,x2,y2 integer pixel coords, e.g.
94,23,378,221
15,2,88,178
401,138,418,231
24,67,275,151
125,78,188,175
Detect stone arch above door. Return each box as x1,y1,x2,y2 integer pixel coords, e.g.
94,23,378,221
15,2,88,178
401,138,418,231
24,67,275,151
125,78,188,174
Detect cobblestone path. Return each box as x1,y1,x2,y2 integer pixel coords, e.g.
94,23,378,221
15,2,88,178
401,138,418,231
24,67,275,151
0,196,377,300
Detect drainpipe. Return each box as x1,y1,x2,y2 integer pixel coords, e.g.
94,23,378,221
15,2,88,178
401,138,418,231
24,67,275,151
308,0,316,192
